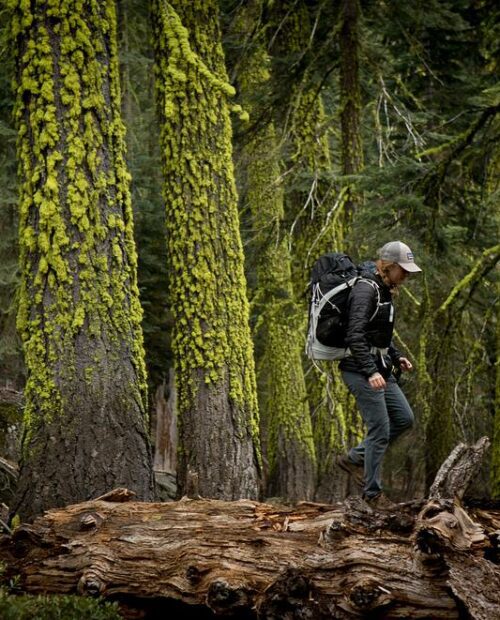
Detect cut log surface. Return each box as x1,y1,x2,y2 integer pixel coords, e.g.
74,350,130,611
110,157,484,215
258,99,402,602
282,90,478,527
1,490,499,619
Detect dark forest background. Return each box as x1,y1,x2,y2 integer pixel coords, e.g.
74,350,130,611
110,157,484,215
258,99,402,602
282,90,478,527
0,0,498,510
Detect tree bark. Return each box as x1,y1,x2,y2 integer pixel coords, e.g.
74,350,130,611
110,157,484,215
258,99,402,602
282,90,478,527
152,371,177,476
10,0,154,520
339,0,363,219
151,0,260,499
430,436,491,500
0,388,24,409
1,488,499,619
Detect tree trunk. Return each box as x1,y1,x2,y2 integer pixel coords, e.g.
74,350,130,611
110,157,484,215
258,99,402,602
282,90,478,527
152,371,177,476
430,436,491,500
1,487,499,619
339,0,363,220
493,310,500,498
233,1,316,502
10,0,153,521
2,441,497,618
151,0,260,499
267,0,358,504
152,372,177,501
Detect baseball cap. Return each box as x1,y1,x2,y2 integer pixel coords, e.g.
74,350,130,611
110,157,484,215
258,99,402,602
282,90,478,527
377,241,422,273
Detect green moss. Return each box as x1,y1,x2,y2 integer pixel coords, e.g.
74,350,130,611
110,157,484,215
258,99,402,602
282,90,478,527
438,244,500,314
234,6,316,493
12,0,148,445
152,0,260,454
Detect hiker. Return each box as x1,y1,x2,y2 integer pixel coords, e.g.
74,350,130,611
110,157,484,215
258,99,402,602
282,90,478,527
336,241,421,509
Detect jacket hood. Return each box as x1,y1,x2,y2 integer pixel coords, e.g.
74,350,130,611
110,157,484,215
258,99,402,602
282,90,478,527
358,260,389,289
358,260,377,279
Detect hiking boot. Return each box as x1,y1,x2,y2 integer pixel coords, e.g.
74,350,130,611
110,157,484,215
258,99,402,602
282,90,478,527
364,492,397,511
335,454,364,488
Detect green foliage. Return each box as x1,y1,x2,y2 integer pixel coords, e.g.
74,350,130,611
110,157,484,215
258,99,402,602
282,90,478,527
0,9,23,388
0,589,120,620
117,0,171,389
345,0,499,486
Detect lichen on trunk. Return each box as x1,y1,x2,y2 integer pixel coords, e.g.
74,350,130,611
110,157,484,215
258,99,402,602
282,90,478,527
10,0,153,520
231,1,316,501
267,1,359,501
151,0,260,499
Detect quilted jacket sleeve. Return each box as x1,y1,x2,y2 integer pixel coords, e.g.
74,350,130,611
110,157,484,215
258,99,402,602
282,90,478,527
389,342,403,365
344,280,379,377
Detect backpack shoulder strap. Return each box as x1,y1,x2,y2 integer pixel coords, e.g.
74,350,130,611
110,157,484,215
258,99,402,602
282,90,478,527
355,277,381,321
314,275,359,313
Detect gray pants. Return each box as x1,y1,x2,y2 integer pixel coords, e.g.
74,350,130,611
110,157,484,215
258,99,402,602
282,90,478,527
341,370,414,498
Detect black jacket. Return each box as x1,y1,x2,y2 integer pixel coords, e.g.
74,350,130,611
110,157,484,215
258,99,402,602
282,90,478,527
339,265,403,378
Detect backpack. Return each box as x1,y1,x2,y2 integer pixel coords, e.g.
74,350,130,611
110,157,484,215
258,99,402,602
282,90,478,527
305,252,379,361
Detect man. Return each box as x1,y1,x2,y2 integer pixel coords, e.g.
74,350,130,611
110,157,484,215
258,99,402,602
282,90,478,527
336,241,421,509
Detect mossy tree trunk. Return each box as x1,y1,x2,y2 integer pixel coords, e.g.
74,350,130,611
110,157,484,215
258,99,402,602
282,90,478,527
0,30,23,393
421,315,458,488
486,141,500,498
151,0,260,499
268,1,358,502
339,0,363,221
234,1,316,501
9,0,154,520
418,246,500,489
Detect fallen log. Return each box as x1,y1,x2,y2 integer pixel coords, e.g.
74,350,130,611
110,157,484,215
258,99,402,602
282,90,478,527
1,488,499,619
1,438,498,618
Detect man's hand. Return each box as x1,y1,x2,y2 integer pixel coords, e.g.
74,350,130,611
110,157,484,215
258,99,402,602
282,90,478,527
369,372,386,390
399,357,413,372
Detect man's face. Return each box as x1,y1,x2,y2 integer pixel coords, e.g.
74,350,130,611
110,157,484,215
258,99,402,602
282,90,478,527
387,264,409,286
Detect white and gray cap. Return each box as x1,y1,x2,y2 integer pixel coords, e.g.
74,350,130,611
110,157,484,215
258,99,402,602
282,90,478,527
377,241,422,273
